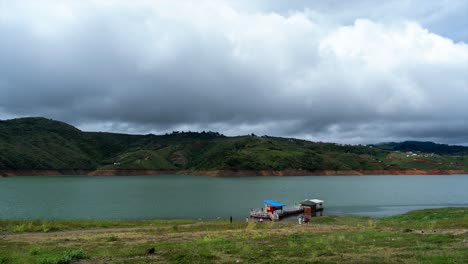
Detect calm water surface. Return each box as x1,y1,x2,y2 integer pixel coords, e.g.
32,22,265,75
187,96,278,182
0,175,467,220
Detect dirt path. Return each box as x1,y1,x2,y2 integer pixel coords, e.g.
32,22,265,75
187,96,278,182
1,222,209,240
410,228,468,235
1,222,351,242
2,224,467,243
3,226,166,238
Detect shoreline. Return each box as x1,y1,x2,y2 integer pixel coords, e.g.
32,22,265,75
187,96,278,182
1,208,466,263
1,168,468,177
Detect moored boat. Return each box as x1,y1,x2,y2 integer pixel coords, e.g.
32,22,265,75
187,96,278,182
250,199,324,221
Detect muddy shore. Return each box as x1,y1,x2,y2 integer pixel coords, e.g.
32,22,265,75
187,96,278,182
1,169,467,177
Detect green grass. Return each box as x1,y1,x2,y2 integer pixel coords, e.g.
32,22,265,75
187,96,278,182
379,207,468,229
37,250,87,264
0,208,467,263
0,219,195,234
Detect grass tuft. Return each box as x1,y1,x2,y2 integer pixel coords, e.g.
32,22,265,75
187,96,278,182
38,250,86,264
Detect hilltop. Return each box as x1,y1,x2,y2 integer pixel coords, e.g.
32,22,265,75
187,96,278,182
371,141,468,155
1,117,467,176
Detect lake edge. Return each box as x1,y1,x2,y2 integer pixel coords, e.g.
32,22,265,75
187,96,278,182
2,169,468,177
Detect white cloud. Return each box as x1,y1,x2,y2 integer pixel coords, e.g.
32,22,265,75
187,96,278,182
0,0,467,144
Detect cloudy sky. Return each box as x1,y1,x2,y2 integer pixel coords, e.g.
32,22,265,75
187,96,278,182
1,0,467,144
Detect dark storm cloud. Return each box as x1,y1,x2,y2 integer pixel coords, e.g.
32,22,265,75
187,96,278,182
0,1,467,144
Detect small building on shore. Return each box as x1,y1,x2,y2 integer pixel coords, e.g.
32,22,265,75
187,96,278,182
300,199,324,218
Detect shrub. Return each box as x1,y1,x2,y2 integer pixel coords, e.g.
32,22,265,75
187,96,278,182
39,250,87,264
11,224,26,233
29,247,41,256
107,235,119,242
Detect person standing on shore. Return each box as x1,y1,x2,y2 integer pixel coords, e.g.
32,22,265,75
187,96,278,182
230,216,232,223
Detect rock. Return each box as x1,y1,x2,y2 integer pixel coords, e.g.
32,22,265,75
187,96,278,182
145,248,155,255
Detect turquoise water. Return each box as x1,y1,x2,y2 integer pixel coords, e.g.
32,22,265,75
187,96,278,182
0,175,467,220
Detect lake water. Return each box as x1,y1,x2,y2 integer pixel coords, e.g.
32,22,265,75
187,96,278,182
0,175,467,220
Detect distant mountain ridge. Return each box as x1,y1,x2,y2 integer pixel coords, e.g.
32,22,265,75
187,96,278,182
371,141,468,155
0,117,467,173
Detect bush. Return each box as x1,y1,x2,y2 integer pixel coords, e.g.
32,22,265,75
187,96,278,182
41,222,54,233
39,250,87,264
29,247,41,256
107,235,119,242
11,224,26,233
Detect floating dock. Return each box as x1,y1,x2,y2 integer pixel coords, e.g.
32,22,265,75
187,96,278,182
249,199,324,221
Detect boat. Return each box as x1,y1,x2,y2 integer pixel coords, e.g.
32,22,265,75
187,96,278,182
249,199,324,221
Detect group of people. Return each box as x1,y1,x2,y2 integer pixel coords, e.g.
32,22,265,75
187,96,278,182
243,215,310,224
298,215,309,224
245,216,264,223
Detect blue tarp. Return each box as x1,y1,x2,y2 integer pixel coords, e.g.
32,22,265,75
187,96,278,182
263,200,285,207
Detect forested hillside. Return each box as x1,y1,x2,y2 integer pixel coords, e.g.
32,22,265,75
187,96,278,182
1,117,467,172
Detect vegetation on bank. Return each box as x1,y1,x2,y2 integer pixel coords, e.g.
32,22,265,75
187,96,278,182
372,141,468,155
0,208,467,263
1,117,468,172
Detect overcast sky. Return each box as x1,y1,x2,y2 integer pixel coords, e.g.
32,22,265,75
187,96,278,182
1,0,467,144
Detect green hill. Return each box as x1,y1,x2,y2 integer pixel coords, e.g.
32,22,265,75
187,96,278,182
372,141,468,155
1,117,467,172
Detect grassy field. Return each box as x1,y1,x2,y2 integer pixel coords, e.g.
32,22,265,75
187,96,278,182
0,208,467,263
